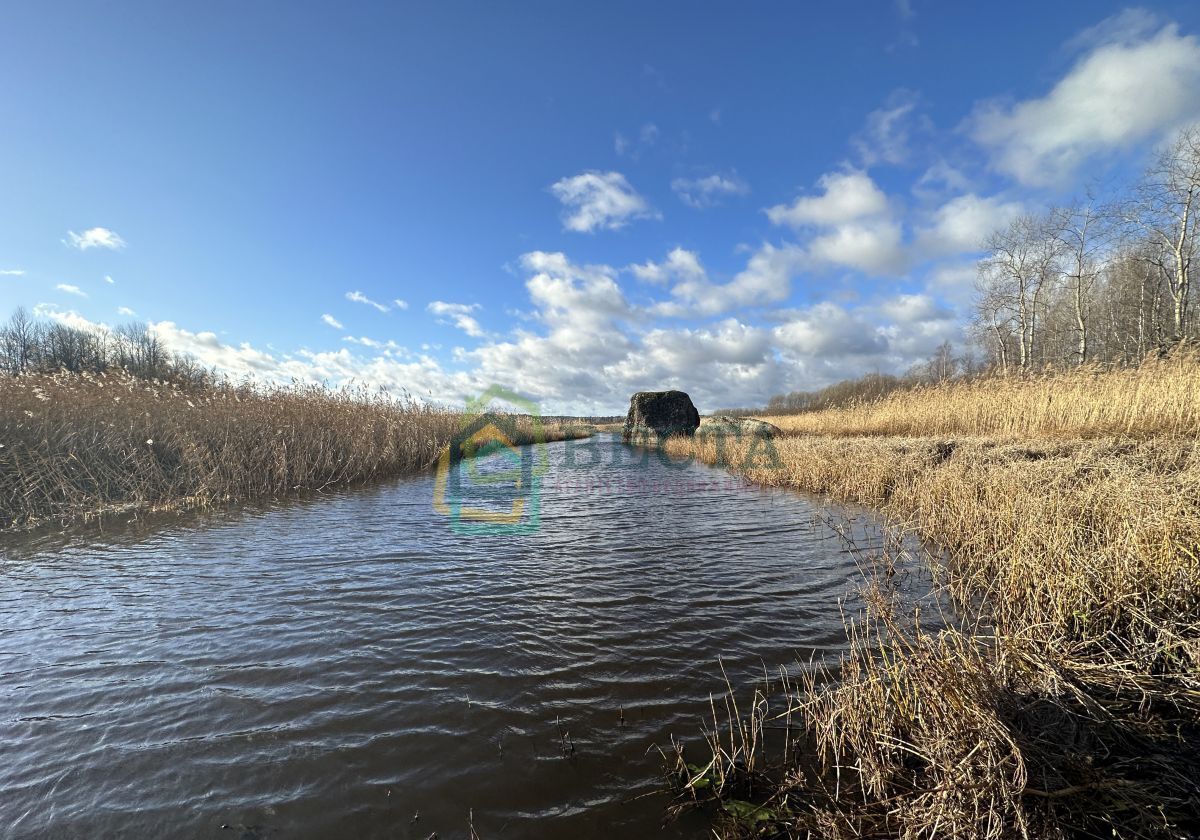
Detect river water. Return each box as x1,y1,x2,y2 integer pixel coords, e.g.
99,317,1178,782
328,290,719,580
1,434,880,839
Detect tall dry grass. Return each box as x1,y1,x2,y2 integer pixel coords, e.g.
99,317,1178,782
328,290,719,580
766,352,1200,439
0,370,586,529
661,363,1200,837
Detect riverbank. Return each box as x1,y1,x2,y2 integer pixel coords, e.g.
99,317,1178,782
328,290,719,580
0,370,590,530
664,360,1200,837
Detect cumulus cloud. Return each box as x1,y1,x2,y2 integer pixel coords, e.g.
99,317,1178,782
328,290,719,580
393,299,409,310
65,227,125,250
969,14,1200,185
628,246,706,286
117,306,137,317
767,170,890,227
915,193,1023,255
650,243,804,317
345,290,390,312
549,171,658,232
428,301,486,338
772,293,961,380
55,283,87,297
0,269,25,276
767,170,907,275
26,247,971,414
104,275,115,285
671,173,750,208
807,219,907,275
321,313,344,330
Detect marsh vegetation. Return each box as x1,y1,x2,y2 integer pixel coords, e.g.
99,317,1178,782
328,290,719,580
664,358,1200,838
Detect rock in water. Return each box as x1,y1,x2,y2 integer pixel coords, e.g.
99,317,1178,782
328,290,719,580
623,390,701,441
701,416,782,438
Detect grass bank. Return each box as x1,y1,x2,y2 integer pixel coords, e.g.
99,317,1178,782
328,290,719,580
0,371,589,530
664,361,1200,838
767,352,1200,439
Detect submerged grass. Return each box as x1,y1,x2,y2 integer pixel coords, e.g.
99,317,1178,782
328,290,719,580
662,361,1200,838
0,370,588,530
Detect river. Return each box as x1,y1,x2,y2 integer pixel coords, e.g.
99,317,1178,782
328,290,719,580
1,434,879,838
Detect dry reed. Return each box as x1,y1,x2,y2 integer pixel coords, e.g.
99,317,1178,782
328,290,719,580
0,370,587,530
661,360,1200,838
765,353,1200,439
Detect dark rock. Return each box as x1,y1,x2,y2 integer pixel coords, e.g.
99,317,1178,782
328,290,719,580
701,416,782,439
623,390,701,441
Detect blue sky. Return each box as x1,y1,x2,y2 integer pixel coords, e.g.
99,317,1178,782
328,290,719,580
4,1,1200,413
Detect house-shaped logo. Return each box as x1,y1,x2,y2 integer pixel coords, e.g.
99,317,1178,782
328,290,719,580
432,385,548,534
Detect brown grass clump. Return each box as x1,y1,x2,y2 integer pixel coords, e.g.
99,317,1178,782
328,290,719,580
765,353,1200,439
662,389,1200,836
0,370,587,530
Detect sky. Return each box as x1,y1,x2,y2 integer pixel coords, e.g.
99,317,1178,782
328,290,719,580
4,1,1200,414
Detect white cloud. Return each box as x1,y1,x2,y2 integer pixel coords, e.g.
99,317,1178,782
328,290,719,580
652,243,804,317
807,218,907,275
926,261,981,307
26,242,976,414
969,16,1200,185
0,269,25,276
341,335,403,352
913,159,973,198
853,89,929,166
767,170,890,227
104,275,115,284
774,302,891,357
768,170,908,275
772,293,960,377
671,173,750,209
393,299,409,310
428,301,486,338
345,290,390,313
629,246,707,286
33,304,109,334
65,227,125,250
55,283,87,297
614,123,660,159
549,171,658,232
117,306,137,317
321,313,344,330
916,193,1023,255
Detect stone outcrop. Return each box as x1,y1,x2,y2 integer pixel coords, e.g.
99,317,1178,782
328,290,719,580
623,390,701,441
701,415,782,439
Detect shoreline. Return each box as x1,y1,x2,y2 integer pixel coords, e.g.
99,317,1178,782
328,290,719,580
658,429,1200,837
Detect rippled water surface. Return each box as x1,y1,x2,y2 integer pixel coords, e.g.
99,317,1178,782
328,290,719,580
1,435,875,838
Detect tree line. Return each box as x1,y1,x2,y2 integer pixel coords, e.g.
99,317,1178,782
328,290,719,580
731,126,1200,416
974,126,1199,370
0,306,212,386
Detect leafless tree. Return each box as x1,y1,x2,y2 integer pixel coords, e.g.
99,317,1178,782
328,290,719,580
1125,127,1200,344
978,214,1064,371
1050,197,1114,364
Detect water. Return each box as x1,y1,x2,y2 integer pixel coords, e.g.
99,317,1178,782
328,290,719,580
0,435,879,838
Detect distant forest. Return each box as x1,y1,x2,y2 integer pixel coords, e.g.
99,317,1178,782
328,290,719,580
0,306,211,386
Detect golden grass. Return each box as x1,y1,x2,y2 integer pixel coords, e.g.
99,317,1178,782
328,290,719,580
763,352,1200,439
0,370,588,529
662,371,1200,836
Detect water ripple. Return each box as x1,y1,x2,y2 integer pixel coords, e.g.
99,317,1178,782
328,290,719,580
0,435,888,839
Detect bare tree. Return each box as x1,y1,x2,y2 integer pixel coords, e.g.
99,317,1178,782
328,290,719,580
0,307,41,374
978,214,1064,370
1126,127,1200,344
1050,198,1113,364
